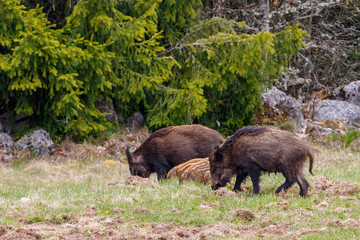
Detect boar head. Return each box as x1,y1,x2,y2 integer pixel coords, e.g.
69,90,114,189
209,146,233,190
125,148,151,178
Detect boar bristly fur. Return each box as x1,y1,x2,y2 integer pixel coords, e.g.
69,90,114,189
126,125,224,180
209,126,314,197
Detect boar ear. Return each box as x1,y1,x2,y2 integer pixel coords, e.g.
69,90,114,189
125,148,133,164
214,149,223,162
213,144,220,151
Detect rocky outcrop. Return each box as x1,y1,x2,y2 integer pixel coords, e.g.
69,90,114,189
15,129,55,156
0,133,15,162
126,111,145,130
262,87,306,131
330,81,360,107
95,98,118,123
311,100,360,122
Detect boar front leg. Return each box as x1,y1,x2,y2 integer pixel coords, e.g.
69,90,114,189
233,172,248,192
248,165,262,194
156,168,169,181
153,156,171,181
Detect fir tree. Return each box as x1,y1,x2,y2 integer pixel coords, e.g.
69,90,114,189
0,0,307,138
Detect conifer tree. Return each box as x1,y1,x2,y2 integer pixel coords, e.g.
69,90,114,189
64,0,177,116
148,18,308,134
1,2,114,136
1,0,177,137
1,0,307,138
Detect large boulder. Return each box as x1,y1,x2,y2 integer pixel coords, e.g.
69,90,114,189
0,133,15,162
95,98,118,123
330,81,360,107
311,100,360,122
261,87,306,131
15,129,55,156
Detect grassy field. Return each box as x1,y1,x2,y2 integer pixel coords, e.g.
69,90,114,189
0,132,360,239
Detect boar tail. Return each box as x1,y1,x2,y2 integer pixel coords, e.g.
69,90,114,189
308,151,314,175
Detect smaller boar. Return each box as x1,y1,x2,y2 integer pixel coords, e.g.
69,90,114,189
167,157,211,183
182,158,211,183
126,125,224,180
167,158,204,180
209,126,314,197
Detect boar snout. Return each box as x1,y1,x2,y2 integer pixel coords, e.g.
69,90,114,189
211,182,224,190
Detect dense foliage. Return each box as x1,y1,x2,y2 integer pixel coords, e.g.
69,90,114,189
0,0,308,138
202,0,360,99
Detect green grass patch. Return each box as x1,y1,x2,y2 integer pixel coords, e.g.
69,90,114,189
0,144,359,239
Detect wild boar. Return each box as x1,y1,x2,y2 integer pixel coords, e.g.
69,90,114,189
209,126,314,197
167,158,204,180
126,125,224,180
167,157,211,183
182,158,211,183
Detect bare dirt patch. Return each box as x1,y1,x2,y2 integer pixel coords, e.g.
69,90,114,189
1,213,357,240
111,208,125,213
322,218,360,228
199,202,223,213
266,201,289,209
6,210,27,223
1,228,42,240
103,217,124,228
240,222,325,239
167,208,181,215
125,176,154,187
200,202,223,208
133,207,153,214
212,187,236,197
0,226,7,237
284,227,327,239
311,175,360,196
233,209,255,220
146,222,239,240
341,219,360,228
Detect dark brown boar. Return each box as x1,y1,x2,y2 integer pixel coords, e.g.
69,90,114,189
126,125,224,180
209,126,314,197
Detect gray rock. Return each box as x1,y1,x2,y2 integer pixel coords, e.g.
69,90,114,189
126,111,145,130
15,129,55,156
312,100,360,122
261,87,306,131
95,98,118,123
332,81,360,107
306,123,335,135
0,133,15,162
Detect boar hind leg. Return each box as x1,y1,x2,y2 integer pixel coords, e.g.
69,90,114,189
275,171,296,194
233,172,248,192
275,179,296,194
296,172,309,197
